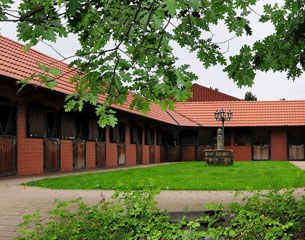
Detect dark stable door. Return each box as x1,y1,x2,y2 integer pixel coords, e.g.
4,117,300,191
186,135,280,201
160,146,167,162
96,141,106,167
44,139,60,172
136,144,143,164
0,137,16,176
196,145,205,161
167,146,180,162
73,141,86,170
149,145,155,163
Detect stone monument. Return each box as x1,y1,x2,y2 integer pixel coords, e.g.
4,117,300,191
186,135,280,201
204,128,233,165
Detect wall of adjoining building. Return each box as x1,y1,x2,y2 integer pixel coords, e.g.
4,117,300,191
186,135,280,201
1,78,304,177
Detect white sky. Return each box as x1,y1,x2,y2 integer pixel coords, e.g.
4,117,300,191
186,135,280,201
1,0,304,101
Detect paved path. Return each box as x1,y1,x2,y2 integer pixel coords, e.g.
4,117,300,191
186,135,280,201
1,161,305,239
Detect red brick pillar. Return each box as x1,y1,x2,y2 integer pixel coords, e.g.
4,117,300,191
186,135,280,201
106,127,118,167
86,141,96,169
61,140,73,171
17,101,44,175
271,128,287,160
125,123,136,166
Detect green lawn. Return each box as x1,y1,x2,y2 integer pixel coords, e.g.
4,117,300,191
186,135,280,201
24,161,305,190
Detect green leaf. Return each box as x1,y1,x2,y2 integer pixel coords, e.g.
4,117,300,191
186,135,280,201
48,67,63,76
23,43,34,52
163,0,178,16
66,0,80,15
189,0,201,11
36,62,47,72
107,114,118,127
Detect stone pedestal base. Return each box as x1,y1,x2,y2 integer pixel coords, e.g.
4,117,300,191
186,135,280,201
204,150,234,165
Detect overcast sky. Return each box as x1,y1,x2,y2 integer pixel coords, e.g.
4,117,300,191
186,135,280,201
1,0,304,101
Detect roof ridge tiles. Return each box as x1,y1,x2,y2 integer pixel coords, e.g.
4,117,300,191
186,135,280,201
169,107,201,126
166,110,180,126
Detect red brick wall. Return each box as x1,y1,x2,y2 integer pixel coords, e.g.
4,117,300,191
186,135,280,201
61,140,73,171
188,84,240,102
271,128,287,160
229,145,252,160
126,143,136,166
106,127,118,167
181,146,195,161
17,101,44,175
86,141,96,169
224,131,251,161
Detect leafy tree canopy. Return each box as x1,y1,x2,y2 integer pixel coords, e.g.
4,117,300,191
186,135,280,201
0,0,304,126
244,91,257,101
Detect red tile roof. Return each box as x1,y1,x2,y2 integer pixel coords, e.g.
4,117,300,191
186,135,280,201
174,101,305,127
0,35,77,95
0,35,189,126
166,109,200,126
2,35,305,128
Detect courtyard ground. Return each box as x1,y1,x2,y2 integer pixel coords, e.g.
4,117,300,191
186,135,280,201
1,162,305,239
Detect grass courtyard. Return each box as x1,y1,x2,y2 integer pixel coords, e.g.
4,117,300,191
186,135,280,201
24,161,305,191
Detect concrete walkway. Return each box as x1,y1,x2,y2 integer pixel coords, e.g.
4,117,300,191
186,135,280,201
1,161,305,239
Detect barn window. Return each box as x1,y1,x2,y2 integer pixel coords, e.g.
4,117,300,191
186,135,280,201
98,127,106,141
137,126,142,144
156,129,162,146
110,122,125,143
130,123,142,144
287,128,305,145
28,104,46,137
110,125,119,143
75,114,88,140
61,113,76,139
180,130,197,145
252,128,270,145
0,98,16,136
235,129,251,146
87,117,105,141
46,109,60,138
88,118,99,140
130,123,138,144
224,129,231,146
145,126,154,145
197,128,216,146
163,131,179,146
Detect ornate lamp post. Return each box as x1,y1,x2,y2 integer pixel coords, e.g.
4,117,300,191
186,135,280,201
214,109,233,149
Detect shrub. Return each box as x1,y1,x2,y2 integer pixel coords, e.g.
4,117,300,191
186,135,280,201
15,183,205,240
15,185,305,239
219,190,305,239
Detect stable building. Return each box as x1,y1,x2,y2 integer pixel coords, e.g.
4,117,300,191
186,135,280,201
1,35,305,177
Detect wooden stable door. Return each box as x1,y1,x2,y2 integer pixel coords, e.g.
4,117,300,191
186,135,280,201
44,139,60,172
149,145,155,163
73,141,86,170
96,141,106,167
196,145,205,161
167,146,180,162
160,146,167,162
136,144,143,164
0,137,16,176
289,145,305,160
117,143,126,165
252,145,270,160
